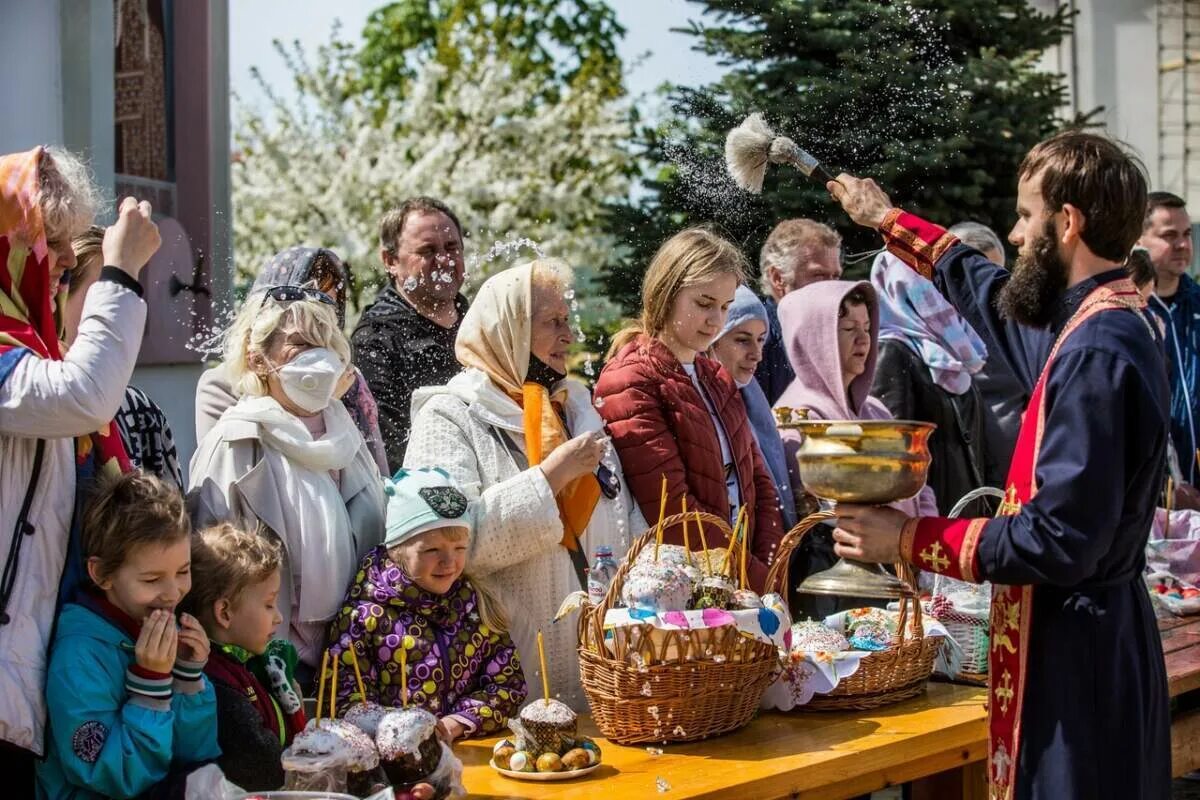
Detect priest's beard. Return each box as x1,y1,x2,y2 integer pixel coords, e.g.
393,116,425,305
996,217,1069,328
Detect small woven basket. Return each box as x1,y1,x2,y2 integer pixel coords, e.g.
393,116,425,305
577,512,782,744
767,511,939,711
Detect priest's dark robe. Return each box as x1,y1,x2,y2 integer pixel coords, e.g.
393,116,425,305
880,209,1171,799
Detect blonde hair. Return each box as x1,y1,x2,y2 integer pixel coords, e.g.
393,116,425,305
39,147,104,246
390,528,511,633
184,523,283,631
69,225,105,292
223,295,352,397
608,227,748,358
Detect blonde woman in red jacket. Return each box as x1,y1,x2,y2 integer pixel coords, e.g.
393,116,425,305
594,228,786,591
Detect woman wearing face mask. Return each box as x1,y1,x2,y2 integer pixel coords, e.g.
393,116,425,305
774,281,937,617
595,228,785,592
709,286,799,530
403,259,644,711
188,291,385,686
194,247,389,474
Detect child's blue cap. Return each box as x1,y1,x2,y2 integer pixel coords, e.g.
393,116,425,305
383,468,473,548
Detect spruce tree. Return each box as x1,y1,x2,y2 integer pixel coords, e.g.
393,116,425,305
606,0,1084,311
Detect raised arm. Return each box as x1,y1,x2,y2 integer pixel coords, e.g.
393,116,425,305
828,175,1050,392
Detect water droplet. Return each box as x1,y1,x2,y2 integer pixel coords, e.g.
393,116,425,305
656,777,671,793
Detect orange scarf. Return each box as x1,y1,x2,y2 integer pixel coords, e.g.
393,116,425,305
520,383,601,551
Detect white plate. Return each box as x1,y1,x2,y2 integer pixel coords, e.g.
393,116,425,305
489,759,601,781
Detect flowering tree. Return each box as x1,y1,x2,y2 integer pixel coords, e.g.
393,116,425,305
232,28,634,326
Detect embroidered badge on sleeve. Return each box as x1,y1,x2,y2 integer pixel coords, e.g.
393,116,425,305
71,721,109,764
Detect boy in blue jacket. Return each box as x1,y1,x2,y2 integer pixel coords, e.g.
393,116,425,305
37,472,220,799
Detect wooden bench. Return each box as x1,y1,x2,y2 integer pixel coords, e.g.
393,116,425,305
460,612,1200,799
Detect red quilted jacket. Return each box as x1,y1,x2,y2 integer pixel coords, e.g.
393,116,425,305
594,334,786,591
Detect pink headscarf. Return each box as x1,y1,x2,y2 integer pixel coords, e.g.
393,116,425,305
773,280,889,421
772,280,936,517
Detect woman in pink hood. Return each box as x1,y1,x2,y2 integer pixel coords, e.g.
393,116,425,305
773,280,937,519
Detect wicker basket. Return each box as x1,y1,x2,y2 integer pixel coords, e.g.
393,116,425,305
767,511,940,711
577,512,780,745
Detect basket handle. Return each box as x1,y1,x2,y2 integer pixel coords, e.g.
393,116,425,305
893,560,924,641
763,511,835,596
593,510,734,618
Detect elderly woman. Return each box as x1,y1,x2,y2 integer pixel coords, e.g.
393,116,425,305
404,259,644,711
194,247,388,473
188,291,385,684
0,147,159,782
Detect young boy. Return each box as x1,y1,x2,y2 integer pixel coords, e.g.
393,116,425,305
328,468,527,741
38,472,219,799
184,524,306,791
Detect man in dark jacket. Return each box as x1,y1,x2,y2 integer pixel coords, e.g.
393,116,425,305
352,197,469,472
1140,191,1199,482
754,218,842,404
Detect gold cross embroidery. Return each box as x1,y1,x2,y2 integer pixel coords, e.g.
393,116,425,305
994,670,1015,715
920,541,950,572
997,485,1023,517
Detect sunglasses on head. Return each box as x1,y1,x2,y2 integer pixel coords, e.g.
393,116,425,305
262,285,337,307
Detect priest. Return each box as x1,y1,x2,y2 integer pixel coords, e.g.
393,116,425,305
826,131,1171,799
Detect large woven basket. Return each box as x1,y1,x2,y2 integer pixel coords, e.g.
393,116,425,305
767,511,940,711
577,512,780,744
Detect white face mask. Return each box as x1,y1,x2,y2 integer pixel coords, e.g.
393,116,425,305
267,347,344,414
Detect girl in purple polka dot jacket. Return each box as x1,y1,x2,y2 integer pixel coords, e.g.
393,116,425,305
326,468,528,743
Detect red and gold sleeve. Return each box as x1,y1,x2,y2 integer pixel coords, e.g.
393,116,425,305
878,208,960,281
899,516,987,583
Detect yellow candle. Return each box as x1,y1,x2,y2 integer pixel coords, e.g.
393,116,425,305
330,655,339,719
400,643,409,707
537,629,550,705
741,519,750,590
681,496,693,565
654,474,668,561
696,509,711,575
315,650,329,723
722,507,746,577
350,648,367,703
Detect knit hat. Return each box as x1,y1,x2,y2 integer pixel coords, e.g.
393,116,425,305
718,285,770,341
383,468,473,548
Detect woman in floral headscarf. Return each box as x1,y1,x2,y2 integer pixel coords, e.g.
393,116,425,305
0,146,159,781
404,259,644,711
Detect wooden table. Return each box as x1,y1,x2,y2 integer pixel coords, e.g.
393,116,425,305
1157,608,1200,776
462,612,1200,799
460,683,988,800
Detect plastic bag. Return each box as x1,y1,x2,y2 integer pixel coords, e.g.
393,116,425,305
185,764,244,800
409,741,464,800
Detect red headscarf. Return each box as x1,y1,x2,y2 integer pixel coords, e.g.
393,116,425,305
0,146,130,472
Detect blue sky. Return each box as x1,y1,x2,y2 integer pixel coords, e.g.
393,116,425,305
229,0,726,109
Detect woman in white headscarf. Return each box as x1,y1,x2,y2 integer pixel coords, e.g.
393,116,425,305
404,259,645,711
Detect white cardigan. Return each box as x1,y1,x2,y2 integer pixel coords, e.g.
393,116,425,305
0,279,146,754
405,368,646,711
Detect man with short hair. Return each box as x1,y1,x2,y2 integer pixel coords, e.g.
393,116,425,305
755,218,842,403
1139,192,1199,482
827,131,1171,798
352,197,470,471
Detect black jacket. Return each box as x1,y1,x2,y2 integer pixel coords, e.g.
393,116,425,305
871,340,992,516
351,286,468,472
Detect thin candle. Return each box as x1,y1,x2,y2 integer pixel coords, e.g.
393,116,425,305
681,496,693,565
400,644,409,707
330,655,339,720
722,507,746,577
537,629,550,705
350,648,367,702
696,508,711,575
315,650,329,724
741,520,749,590
654,474,668,561
1166,477,1174,540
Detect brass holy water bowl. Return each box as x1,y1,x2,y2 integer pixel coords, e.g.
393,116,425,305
774,409,937,599
776,414,936,505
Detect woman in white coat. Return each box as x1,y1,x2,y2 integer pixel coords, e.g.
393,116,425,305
405,259,646,711
189,289,385,686
0,146,159,781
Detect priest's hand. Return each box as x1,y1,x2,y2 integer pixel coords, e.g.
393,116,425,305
827,174,895,230
832,504,909,564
